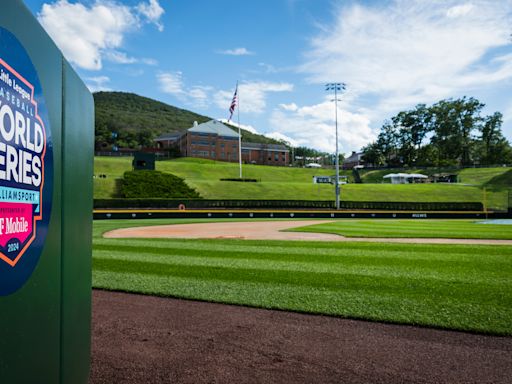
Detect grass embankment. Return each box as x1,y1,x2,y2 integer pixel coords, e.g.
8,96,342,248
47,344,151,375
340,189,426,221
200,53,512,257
94,157,511,210
290,219,512,240
93,219,512,335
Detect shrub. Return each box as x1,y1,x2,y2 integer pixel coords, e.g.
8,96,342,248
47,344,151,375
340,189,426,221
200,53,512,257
121,170,201,198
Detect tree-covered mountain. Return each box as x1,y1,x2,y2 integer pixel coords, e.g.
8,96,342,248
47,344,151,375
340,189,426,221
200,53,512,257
94,91,283,150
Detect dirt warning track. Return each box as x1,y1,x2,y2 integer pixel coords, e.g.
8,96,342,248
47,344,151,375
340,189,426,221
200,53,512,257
104,220,512,245
90,290,512,384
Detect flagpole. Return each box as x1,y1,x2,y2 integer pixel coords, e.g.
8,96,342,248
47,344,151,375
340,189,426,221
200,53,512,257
237,81,242,179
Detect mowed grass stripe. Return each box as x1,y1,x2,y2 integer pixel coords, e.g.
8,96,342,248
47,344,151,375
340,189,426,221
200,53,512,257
94,245,511,283
94,239,512,272
290,220,512,239
93,270,512,335
94,237,512,260
93,252,510,305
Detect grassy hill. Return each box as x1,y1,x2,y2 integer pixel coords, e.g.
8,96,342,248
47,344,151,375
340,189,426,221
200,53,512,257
94,91,283,150
94,157,511,210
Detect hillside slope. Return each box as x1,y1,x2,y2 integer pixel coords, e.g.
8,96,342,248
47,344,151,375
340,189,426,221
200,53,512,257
94,91,283,150
94,157,511,210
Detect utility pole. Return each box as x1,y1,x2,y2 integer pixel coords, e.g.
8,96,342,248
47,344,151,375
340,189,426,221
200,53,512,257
325,83,346,209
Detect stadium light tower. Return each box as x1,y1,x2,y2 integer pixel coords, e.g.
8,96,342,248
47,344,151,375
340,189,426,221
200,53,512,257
325,82,346,210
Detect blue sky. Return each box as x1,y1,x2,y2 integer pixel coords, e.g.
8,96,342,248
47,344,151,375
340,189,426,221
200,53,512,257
24,0,512,154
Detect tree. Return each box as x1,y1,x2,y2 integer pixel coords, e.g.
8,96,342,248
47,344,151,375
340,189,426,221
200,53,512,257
376,121,401,165
430,97,484,166
392,104,433,166
361,96,508,168
475,112,512,165
361,142,385,166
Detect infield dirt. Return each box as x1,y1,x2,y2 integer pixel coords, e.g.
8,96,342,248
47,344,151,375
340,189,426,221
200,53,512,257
104,220,512,245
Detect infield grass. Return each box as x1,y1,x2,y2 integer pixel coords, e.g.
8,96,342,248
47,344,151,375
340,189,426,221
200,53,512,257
93,219,512,335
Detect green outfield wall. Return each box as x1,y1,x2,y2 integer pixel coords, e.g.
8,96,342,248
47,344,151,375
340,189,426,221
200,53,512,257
0,1,93,383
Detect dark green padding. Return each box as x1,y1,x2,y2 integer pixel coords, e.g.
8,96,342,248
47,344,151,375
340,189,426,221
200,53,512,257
0,1,93,383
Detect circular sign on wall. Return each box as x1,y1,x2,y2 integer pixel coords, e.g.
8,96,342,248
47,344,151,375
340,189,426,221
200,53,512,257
0,26,53,296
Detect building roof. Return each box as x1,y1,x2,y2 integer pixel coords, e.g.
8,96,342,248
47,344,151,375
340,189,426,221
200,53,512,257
383,173,428,179
188,119,240,138
154,132,182,141
343,151,363,163
241,142,289,152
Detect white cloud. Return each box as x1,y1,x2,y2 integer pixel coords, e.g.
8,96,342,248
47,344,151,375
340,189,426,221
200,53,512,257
300,0,512,142
218,119,258,134
264,132,299,146
85,76,111,92
503,102,512,123
214,82,294,115
157,71,184,95
446,3,474,18
157,72,214,108
104,50,158,66
218,47,254,56
269,101,376,154
137,0,165,31
141,58,158,66
258,62,278,73
38,0,165,70
189,86,214,108
279,103,299,112
104,51,138,64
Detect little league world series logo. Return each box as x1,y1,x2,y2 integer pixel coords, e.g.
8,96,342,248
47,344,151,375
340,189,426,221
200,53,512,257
0,58,46,267
0,26,52,296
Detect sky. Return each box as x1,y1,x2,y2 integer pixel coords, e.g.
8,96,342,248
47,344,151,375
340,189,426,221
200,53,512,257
23,0,512,155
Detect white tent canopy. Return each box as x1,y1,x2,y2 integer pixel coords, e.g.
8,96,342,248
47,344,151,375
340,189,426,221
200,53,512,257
383,173,428,184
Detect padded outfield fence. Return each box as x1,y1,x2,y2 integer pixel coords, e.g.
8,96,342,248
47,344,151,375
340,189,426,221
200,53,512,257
94,199,484,212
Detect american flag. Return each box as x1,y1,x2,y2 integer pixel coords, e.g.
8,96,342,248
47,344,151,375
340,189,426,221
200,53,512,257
228,83,238,121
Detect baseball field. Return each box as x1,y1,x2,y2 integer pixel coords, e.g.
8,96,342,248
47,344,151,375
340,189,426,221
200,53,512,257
93,218,512,335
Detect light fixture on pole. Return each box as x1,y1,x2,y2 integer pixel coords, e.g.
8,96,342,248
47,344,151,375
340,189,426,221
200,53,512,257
325,82,346,210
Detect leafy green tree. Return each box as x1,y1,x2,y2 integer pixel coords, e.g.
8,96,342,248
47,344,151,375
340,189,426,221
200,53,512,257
361,142,385,166
430,97,484,166
376,121,401,165
475,112,512,164
360,96,508,168
392,104,433,166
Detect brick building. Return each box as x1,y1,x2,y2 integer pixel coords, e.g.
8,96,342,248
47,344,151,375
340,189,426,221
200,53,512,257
155,120,289,166
241,142,289,166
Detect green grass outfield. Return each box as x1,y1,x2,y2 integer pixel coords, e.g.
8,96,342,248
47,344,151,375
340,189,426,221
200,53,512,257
93,219,512,335
289,219,512,240
94,157,511,210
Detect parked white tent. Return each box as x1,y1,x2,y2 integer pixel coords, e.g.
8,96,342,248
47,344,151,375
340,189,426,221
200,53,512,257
383,173,428,184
